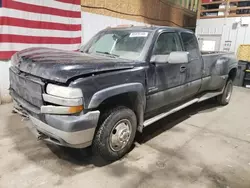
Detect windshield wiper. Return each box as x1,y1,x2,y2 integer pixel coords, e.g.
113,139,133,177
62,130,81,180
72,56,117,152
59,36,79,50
96,51,120,58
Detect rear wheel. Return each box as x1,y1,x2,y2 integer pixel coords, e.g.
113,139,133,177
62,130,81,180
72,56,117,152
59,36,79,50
92,106,137,161
217,79,233,105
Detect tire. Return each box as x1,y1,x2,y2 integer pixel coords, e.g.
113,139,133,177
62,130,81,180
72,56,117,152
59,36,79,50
92,106,137,161
217,79,233,105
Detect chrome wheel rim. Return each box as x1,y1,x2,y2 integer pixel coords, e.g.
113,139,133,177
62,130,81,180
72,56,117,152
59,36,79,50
109,119,132,152
225,82,233,102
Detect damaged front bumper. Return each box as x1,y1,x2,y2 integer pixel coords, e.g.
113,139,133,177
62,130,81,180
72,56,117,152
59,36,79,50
28,112,100,148
12,92,100,149
9,66,100,148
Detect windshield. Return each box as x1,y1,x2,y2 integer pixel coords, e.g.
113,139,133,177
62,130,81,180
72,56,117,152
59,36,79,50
85,30,151,60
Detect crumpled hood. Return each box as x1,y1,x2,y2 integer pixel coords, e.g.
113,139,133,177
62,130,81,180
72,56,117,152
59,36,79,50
12,47,135,83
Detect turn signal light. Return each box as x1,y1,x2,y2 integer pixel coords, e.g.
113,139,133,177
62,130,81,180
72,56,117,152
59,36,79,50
68,105,84,114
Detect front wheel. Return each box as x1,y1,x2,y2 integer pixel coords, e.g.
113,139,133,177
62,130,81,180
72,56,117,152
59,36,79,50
217,79,233,105
92,106,137,161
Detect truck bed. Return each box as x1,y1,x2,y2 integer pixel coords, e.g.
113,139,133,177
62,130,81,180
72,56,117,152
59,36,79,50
201,51,236,79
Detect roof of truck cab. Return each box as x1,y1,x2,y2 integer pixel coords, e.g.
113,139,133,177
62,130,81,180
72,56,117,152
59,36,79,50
107,26,193,33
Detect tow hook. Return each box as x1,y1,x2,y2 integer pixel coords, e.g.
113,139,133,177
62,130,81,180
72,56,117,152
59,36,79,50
37,133,49,140
13,107,29,119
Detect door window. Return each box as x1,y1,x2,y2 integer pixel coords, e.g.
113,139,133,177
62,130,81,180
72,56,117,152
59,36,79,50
153,32,182,55
181,32,200,59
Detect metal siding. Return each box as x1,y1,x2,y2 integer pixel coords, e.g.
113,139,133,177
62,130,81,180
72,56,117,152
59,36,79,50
196,17,250,53
198,35,222,51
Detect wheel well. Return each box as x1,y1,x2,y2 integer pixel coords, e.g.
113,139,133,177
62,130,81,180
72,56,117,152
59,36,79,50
229,68,237,81
97,92,142,126
98,92,135,109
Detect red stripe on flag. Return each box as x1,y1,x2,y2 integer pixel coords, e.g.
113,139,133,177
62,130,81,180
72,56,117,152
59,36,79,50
4,0,81,18
0,51,17,59
56,0,80,5
0,34,81,44
0,17,81,31
2,0,7,6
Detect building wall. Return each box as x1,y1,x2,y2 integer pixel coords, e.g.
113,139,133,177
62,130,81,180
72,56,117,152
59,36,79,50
81,0,197,28
196,17,250,53
0,60,12,104
82,12,149,43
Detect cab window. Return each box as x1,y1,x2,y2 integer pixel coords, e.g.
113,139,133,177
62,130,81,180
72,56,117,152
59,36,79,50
153,32,182,55
180,32,200,59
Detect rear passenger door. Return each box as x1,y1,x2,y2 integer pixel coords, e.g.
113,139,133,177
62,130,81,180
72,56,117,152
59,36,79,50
180,32,203,98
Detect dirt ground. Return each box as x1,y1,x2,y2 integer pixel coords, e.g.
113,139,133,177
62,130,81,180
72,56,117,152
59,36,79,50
1,87,250,188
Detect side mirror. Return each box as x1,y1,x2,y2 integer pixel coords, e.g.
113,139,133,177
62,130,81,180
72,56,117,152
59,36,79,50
168,51,189,64
150,55,169,64
150,52,189,64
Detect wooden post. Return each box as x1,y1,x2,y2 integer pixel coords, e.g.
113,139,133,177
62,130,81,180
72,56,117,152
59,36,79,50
225,0,230,18
191,0,194,11
186,0,190,9
195,0,199,11
182,0,185,8
197,0,201,19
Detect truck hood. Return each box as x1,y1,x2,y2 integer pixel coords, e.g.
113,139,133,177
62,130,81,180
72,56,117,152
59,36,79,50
12,48,135,83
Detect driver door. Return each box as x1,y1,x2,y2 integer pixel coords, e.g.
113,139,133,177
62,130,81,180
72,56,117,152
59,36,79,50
146,32,187,112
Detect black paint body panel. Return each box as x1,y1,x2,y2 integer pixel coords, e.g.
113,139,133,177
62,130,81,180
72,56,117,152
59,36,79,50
12,47,135,83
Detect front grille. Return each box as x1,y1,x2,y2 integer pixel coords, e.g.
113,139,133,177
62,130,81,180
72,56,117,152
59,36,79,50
9,68,44,108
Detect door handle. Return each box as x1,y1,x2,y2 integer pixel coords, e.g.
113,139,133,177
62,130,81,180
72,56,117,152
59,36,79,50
180,65,186,73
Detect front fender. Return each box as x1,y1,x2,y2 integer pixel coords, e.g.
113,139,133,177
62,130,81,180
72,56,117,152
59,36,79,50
88,83,146,130
88,83,145,109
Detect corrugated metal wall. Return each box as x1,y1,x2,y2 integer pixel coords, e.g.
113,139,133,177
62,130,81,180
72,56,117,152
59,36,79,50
196,17,250,53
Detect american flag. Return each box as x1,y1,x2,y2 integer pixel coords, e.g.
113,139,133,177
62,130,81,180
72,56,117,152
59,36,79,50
0,0,81,59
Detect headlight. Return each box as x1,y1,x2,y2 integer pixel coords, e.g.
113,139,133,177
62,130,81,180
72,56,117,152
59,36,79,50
46,84,83,98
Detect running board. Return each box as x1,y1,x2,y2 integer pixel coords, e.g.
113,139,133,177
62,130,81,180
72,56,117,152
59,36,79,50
143,98,199,127
198,90,223,102
143,91,223,127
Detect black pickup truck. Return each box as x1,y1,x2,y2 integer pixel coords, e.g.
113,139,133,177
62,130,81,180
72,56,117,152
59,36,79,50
9,26,238,161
